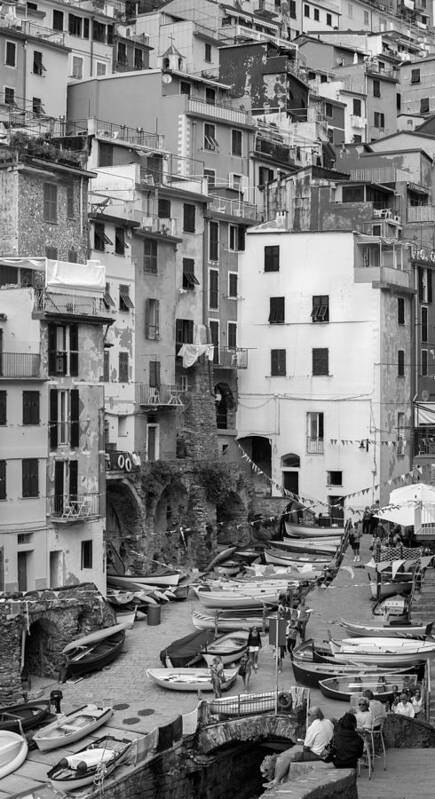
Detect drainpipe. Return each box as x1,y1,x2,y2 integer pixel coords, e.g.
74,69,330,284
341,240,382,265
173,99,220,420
90,16,94,77
23,42,27,113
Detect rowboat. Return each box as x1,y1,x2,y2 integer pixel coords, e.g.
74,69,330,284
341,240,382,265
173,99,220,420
202,631,249,666
47,735,132,791
329,636,435,666
244,564,319,582
107,574,169,598
62,622,130,655
192,608,269,632
285,522,345,539
340,618,433,640
291,640,414,687
274,538,341,555
195,587,281,610
106,588,135,607
108,566,183,587
62,630,126,681
264,549,329,572
33,704,113,752
319,673,418,703
0,730,28,779
209,691,276,716
147,667,238,692
265,546,332,563
0,700,50,733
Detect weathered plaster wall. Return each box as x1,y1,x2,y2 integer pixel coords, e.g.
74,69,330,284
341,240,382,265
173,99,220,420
0,170,18,254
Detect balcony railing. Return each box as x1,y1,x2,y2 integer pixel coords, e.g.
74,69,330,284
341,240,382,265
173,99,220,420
0,352,40,378
212,347,248,369
47,493,101,522
208,195,259,221
306,436,324,455
407,205,435,223
414,428,435,457
105,450,141,472
349,166,410,184
232,24,297,53
0,16,65,46
186,97,254,127
139,216,178,236
67,118,164,150
34,290,113,318
137,384,184,406
351,114,366,128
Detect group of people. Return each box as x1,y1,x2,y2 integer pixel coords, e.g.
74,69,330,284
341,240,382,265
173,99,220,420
209,625,263,698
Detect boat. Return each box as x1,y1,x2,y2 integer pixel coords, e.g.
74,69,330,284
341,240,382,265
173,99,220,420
339,618,433,640
107,574,171,596
62,629,126,681
62,621,131,656
202,631,249,665
33,704,113,752
372,595,411,620
263,549,329,572
171,584,190,601
160,629,216,667
9,786,65,799
209,690,276,716
244,564,319,582
192,608,269,632
147,667,238,692
368,577,414,600
319,672,418,702
214,562,243,578
202,547,238,575
195,587,281,609
265,546,332,563
47,734,133,791
291,640,415,687
273,537,341,555
328,636,435,666
0,729,28,779
106,588,135,607
0,700,50,733
284,522,345,539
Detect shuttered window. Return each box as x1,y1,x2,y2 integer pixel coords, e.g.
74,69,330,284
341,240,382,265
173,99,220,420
149,360,160,388
22,458,39,497
23,391,40,425
175,319,194,347
0,391,6,426
49,388,58,449
209,221,219,262
0,461,5,500
43,183,57,222
271,349,286,376
269,297,285,324
119,284,134,311
70,324,78,376
183,204,195,233
183,258,199,290
312,296,329,322
209,270,219,309
119,352,129,383
145,299,160,339
144,239,157,273
312,348,329,376
264,246,280,272
70,389,79,448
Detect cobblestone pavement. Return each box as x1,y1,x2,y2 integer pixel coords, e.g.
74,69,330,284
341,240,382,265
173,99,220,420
29,535,378,733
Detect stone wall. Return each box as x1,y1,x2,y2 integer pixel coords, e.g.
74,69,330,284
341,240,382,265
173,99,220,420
384,713,435,748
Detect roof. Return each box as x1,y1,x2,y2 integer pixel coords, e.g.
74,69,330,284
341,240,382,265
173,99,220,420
161,42,184,58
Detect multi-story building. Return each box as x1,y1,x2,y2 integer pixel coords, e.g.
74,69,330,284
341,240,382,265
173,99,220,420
399,56,435,119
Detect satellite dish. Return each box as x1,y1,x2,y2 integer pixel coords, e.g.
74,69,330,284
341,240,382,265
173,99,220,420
421,390,430,401
162,73,172,84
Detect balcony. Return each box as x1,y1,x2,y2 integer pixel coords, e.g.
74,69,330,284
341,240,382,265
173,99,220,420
306,437,324,455
414,427,435,457
349,166,410,184
67,118,164,150
232,24,297,53
355,239,411,289
213,347,248,369
0,352,40,378
0,15,65,46
186,97,255,127
47,493,101,522
351,115,367,129
105,449,141,473
208,195,259,221
407,205,435,223
34,290,114,320
139,216,178,237
137,384,184,407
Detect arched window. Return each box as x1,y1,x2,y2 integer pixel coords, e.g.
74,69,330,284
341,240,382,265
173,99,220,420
281,453,300,468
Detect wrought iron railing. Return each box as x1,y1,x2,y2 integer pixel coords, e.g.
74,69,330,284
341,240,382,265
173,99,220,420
137,384,184,406
212,347,248,369
209,195,259,220
0,352,40,378
34,290,112,317
306,436,324,454
47,493,101,520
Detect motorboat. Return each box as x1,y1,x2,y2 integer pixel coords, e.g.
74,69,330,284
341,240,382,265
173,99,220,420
147,667,238,692
0,729,28,779
33,704,113,752
47,734,133,791
0,700,50,733
319,672,418,702
339,618,433,640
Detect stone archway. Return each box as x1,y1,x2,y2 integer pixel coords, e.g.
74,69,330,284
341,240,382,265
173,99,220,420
24,617,62,679
217,490,249,545
106,479,144,562
238,435,272,496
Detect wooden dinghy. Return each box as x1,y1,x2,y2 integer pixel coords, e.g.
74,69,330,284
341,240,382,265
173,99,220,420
192,608,269,632
202,631,249,666
0,730,28,779
264,548,329,572
62,630,125,681
340,618,433,640
195,587,281,610
209,690,276,716
291,640,413,687
319,672,418,703
273,537,341,555
147,667,238,692
62,622,131,655
47,734,133,791
285,522,345,539
33,704,113,752
328,636,435,666
0,700,50,733
265,545,333,563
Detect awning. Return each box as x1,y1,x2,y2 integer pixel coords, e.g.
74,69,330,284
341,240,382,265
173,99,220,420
415,403,435,425
375,505,416,527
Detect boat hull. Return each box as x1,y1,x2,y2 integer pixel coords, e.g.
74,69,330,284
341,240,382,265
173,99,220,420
340,618,432,640
33,705,113,752
63,631,125,680
202,632,249,666
47,735,132,791
0,701,50,733
264,549,328,571
319,672,418,702
196,588,280,609
285,522,345,539
0,730,28,779
275,538,340,555
147,667,238,692
192,608,269,632
209,691,276,716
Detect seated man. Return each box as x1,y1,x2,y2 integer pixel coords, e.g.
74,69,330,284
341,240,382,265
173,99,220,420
362,689,386,729
265,706,334,787
354,698,373,730
393,692,415,718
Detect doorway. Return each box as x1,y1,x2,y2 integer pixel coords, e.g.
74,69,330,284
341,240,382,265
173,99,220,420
17,551,28,592
49,551,62,588
283,471,299,495
328,495,345,526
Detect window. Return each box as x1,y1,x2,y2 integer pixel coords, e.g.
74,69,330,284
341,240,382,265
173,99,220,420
421,97,429,114
209,269,219,309
204,169,215,190
180,81,191,96
33,51,44,75
176,319,194,348
229,225,239,251
314,8,319,20
271,349,286,376
68,14,82,37
117,42,127,64
422,306,428,342
46,246,58,259
230,173,242,192
5,41,16,67
209,221,219,261
32,97,43,116
183,203,195,233
325,102,333,118
53,9,63,30
290,0,296,18
50,388,79,448
94,221,112,251
103,350,110,382
115,227,126,256
133,48,143,69
232,129,242,156
348,2,353,16
411,68,420,84
158,198,171,218
0,460,5,500
327,471,342,486
149,360,160,389
418,267,432,303
228,322,237,349
23,391,39,425
119,284,133,311
145,298,160,339
205,87,215,105
43,183,57,222
119,352,129,383
96,61,106,76
374,112,385,128
4,87,14,105
146,423,159,462
269,296,285,324
312,348,329,376
259,166,274,187
307,411,324,448
205,43,211,63
48,323,78,377
209,320,219,364
422,349,428,376
353,98,361,116
93,20,106,43
72,56,83,79
22,459,38,497
81,540,93,569
364,10,369,24
373,79,381,98
398,349,405,376
304,4,310,16
0,391,6,426
66,249,76,263
182,258,199,290
398,297,405,326
66,182,74,218
264,245,280,272
326,12,332,25
312,295,329,322
397,411,405,444
204,122,217,150
144,239,157,273
228,272,238,298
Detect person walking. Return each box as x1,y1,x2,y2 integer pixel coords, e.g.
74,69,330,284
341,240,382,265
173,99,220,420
286,620,298,656
237,652,252,691
349,524,362,563
296,600,311,641
210,656,224,699
247,626,262,671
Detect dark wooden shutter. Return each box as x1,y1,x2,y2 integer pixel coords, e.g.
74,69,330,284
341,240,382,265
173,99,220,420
70,389,79,448
418,267,424,302
69,325,78,376
313,348,329,375
49,389,58,449
23,391,39,424
0,391,6,426
22,459,38,497
54,461,64,514
149,361,160,388
69,460,78,501
428,269,432,304
271,349,286,376
48,324,57,375
0,460,5,500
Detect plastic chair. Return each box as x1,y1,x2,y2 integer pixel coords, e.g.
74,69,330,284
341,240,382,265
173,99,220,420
364,719,387,772
357,737,372,779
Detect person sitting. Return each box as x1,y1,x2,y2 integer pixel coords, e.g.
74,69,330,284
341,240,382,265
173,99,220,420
264,706,334,787
393,692,415,718
328,712,364,769
355,698,373,730
362,689,386,729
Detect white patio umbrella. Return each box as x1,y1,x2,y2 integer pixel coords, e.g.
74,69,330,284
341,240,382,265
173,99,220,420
375,483,435,527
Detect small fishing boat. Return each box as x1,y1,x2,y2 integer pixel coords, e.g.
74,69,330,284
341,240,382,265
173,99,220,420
244,563,319,581
0,700,50,733
273,537,340,556
192,608,269,632
319,672,418,702
160,629,216,667
284,522,345,539
202,547,238,575
209,691,276,716
0,729,28,779
33,704,113,752
62,622,129,655
340,618,433,640
47,734,133,791
195,587,281,610
329,636,435,666
147,667,238,692
263,548,329,572
265,545,332,563
62,628,126,681
291,640,414,687
202,631,249,666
